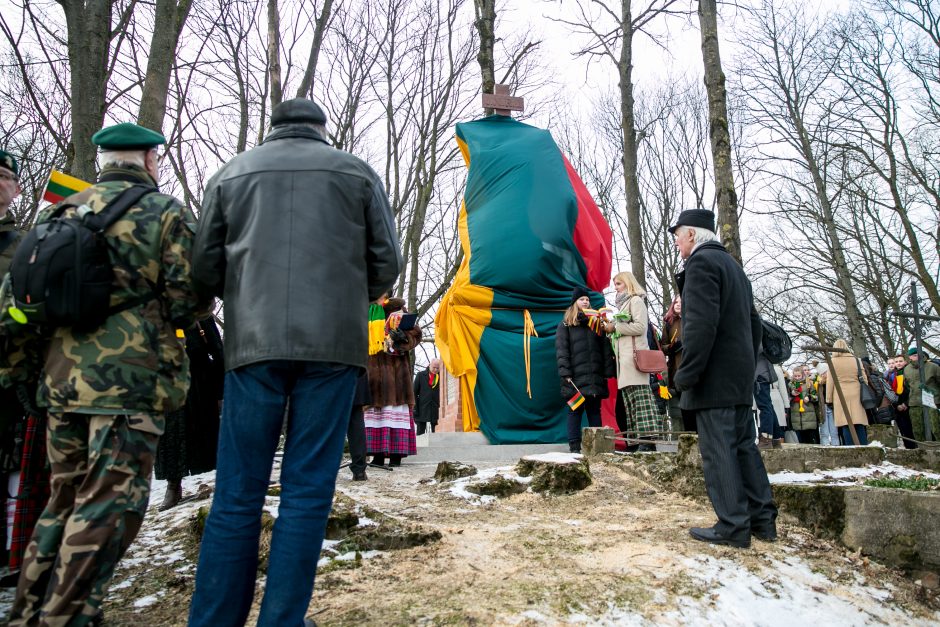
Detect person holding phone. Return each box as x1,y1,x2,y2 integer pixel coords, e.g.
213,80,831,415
365,296,422,467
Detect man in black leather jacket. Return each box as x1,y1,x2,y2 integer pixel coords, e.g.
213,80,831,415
189,99,401,626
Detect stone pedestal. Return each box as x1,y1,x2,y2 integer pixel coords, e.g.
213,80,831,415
581,427,615,456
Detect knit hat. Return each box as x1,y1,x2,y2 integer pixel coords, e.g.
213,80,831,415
570,286,591,306
382,297,405,316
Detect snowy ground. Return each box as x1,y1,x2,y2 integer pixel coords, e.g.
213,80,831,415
768,461,940,486
1,454,937,625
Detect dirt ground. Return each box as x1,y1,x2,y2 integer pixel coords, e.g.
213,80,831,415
78,453,940,626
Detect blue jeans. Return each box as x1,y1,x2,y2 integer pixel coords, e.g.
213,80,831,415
567,395,602,451
188,361,357,627
819,405,838,446
754,381,783,439
839,424,868,446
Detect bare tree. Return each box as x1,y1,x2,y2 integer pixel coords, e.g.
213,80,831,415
556,0,684,289
698,0,741,263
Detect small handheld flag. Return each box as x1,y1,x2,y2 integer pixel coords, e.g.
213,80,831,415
567,390,585,410
42,170,92,204
566,379,585,410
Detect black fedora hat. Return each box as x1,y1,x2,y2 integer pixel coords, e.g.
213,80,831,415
668,209,716,234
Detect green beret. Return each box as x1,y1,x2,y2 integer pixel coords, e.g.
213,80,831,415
908,347,919,356
92,123,165,150
0,150,18,176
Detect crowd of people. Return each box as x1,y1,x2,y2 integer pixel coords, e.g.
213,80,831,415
0,97,935,626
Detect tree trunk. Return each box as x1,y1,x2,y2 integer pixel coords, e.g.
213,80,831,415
267,0,283,110
62,0,114,182
295,0,334,99
697,0,741,264
474,0,496,115
620,0,646,287
138,0,192,132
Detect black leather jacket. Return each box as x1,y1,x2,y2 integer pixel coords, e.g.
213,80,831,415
192,124,402,370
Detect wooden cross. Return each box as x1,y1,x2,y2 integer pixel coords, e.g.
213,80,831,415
482,83,524,116
804,319,862,446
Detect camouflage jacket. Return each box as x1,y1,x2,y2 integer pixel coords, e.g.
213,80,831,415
0,165,206,430
0,212,22,278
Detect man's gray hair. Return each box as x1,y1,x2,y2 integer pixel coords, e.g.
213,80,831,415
98,148,153,170
682,225,718,245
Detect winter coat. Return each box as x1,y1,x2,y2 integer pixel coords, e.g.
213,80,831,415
902,360,940,408
367,326,421,407
555,315,616,399
612,295,652,388
673,241,762,410
192,123,402,371
770,364,789,428
662,315,683,388
413,368,441,424
788,378,819,431
824,354,869,428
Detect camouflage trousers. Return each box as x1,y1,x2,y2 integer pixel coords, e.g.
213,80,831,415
9,413,159,627
910,406,940,443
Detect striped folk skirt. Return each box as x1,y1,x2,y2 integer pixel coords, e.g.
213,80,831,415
364,405,417,457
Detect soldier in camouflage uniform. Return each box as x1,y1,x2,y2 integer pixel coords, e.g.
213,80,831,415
0,123,206,626
0,149,22,279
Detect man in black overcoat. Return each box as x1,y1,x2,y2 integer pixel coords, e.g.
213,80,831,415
414,359,443,435
670,210,777,548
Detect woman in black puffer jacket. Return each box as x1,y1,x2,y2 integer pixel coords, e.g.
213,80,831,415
556,286,617,452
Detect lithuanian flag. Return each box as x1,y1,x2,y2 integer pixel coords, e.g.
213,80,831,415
43,170,92,204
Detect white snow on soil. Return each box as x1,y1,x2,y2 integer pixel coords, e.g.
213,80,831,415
521,452,584,464
769,462,940,486
445,464,533,504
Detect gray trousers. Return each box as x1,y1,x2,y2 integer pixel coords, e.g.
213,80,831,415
696,405,777,537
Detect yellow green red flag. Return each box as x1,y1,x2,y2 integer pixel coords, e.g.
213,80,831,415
43,170,92,204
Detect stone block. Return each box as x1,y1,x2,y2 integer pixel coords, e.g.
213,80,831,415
464,475,528,497
582,427,615,456
842,487,940,571
761,445,885,474
885,447,940,473
868,423,899,448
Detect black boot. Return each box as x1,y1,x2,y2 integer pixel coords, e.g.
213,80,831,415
369,455,386,467
159,480,182,511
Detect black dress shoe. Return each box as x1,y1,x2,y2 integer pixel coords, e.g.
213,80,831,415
689,526,751,548
751,525,777,542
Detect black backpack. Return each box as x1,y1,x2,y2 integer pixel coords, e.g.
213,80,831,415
761,319,792,364
10,185,154,331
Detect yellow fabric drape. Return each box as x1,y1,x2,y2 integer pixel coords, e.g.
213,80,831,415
523,309,538,398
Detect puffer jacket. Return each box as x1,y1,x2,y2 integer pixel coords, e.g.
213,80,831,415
555,314,616,399
193,124,402,371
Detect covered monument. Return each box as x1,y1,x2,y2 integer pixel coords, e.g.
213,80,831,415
434,114,613,445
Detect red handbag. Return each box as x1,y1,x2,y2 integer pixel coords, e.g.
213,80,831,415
632,336,666,374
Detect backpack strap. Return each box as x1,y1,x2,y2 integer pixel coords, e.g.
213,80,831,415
82,185,155,232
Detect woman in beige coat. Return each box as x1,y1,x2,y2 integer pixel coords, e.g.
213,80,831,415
605,271,661,449
824,339,869,445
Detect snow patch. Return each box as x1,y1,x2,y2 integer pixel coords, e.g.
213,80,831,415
769,461,940,486
133,592,164,609
521,452,583,464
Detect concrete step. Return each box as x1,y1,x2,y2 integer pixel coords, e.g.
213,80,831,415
419,431,491,447
409,443,570,463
